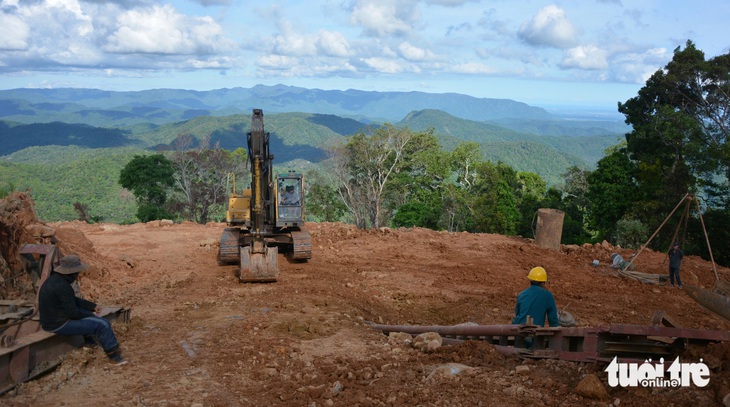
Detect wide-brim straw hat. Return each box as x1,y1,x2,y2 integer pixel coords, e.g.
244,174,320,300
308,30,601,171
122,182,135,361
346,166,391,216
55,255,89,275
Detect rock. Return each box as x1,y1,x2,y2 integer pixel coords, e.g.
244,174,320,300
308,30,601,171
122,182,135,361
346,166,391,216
25,224,55,238
426,363,475,381
412,332,442,352
558,310,576,327
118,255,136,268
298,384,326,398
388,332,413,346
160,219,174,226
574,373,608,400
515,365,530,376
331,381,342,396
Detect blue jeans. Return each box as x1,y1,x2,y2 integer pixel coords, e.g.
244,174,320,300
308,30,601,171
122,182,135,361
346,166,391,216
53,316,120,353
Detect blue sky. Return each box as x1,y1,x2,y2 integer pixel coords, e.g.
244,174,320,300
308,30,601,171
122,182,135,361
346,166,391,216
0,0,728,113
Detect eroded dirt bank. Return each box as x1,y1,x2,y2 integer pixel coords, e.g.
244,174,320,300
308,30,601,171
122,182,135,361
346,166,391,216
3,220,730,406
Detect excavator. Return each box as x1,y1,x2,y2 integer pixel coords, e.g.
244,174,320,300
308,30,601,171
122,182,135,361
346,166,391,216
217,108,312,282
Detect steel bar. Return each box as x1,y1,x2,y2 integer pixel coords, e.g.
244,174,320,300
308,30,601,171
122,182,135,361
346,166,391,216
371,321,730,364
0,307,131,394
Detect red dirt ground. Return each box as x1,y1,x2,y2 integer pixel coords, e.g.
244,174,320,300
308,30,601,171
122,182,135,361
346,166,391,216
3,218,730,406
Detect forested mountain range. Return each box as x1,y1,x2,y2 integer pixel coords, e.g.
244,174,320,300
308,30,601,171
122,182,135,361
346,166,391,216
0,84,559,126
0,85,628,223
0,109,621,178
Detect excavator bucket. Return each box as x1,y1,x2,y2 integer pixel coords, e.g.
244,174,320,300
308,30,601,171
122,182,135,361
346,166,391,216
238,243,278,283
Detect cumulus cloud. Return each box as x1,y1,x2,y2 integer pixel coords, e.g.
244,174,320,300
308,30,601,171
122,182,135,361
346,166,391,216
104,4,232,54
610,47,669,83
397,42,436,61
0,12,29,50
0,0,237,73
316,30,352,57
425,0,479,6
349,0,419,38
518,5,579,48
194,0,232,5
560,45,608,70
257,54,299,70
270,22,351,57
361,57,421,74
449,62,496,74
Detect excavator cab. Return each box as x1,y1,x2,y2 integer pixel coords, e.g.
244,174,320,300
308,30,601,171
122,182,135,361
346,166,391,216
276,173,305,226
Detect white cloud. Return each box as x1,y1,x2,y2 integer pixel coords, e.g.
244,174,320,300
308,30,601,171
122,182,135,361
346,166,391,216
426,0,478,6
349,0,419,38
449,62,496,74
610,47,670,83
316,30,352,57
104,4,232,55
518,5,579,48
194,0,232,6
270,23,351,58
397,42,436,61
0,13,29,50
560,45,608,70
257,54,298,69
361,57,421,74
271,22,318,56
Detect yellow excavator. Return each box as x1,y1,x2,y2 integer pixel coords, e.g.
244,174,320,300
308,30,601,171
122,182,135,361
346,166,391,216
217,109,312,282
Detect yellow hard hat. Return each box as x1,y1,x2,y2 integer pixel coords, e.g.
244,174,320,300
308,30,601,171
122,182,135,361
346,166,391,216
527,266,548,282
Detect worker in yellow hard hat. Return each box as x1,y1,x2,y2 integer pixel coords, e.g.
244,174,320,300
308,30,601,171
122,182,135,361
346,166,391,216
512,266,559,327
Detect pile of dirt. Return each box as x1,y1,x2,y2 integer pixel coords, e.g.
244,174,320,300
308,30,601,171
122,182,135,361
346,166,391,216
2,217,730,406
0,191,54,297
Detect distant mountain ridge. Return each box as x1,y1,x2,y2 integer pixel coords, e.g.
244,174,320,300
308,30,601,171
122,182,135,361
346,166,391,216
0,84,556,126
0,108,622,185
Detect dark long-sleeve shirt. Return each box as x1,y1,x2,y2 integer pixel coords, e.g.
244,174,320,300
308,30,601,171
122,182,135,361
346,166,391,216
38,273,97,331
669,247,684,268
512,284,559,327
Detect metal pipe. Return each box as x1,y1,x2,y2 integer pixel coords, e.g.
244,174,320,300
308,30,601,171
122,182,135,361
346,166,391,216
368,323,526,336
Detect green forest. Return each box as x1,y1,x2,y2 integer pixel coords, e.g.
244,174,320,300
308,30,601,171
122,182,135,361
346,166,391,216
1,41,729,266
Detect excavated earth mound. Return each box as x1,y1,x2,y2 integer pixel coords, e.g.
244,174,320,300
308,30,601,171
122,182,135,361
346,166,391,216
2,218,730,406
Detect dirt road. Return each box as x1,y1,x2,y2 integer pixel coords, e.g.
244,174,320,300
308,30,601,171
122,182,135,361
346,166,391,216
3,220,730,406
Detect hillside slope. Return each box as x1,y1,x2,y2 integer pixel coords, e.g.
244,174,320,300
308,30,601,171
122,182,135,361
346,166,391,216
2,220,729,406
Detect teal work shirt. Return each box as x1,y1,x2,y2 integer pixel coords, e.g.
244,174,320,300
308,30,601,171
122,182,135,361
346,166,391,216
512,284,559,327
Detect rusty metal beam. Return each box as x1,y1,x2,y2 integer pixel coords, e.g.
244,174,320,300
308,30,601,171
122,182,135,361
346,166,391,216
0,307,130,394
1,244,132,394
371,321,730,364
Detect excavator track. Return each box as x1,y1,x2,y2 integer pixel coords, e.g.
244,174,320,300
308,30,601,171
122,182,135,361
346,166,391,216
290,229,312,260
217,227,241,265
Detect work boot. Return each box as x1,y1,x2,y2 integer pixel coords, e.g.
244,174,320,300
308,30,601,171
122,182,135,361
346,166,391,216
106,347,128,366
109,354,128,366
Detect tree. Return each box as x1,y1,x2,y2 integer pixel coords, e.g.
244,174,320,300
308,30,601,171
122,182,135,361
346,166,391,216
73,202,89,222
618,41,730,213
471,161,520,235
305,170,347,222
331,125,438,229
586,149,638,240
119,154,175,222
169,135,245,224
436,142,485,232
